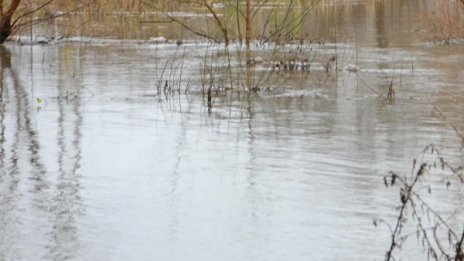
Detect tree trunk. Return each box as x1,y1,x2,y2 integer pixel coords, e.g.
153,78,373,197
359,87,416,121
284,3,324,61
0,0,22,44
245,0,251,49
0,16,13,44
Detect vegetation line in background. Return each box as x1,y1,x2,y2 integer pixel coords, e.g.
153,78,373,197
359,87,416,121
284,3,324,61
420,0,464,43
0,0,462,46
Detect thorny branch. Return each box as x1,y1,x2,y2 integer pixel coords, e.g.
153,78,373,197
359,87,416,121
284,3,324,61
380,145,464,261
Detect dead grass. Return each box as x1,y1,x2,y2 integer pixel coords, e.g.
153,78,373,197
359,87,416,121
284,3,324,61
419,0,464,43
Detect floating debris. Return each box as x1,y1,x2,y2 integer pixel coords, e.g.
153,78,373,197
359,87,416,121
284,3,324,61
345,64,360,73
149,36,167,44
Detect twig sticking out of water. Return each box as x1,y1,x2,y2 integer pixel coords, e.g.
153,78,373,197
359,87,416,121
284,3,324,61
376,145,464,261
386,81,395,101
386,64,396,102
154,46,187,100
207,86,212,113
324,55,336,73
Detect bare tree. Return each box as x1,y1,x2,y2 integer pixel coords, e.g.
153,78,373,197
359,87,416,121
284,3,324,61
0,0,22,43
245,0,251,49
0,0,62,44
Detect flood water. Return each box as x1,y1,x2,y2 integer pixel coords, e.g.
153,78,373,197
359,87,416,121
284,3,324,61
1,1,464,260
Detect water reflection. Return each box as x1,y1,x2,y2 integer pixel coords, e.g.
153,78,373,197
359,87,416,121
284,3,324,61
47,46,84,260
374,1,389,48
0,46,21,261
0,46,85,260
0,45,51,260
0,47,6,168
0,0,463,260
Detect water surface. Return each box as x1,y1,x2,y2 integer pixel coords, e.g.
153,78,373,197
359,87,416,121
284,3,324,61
0,1,464,260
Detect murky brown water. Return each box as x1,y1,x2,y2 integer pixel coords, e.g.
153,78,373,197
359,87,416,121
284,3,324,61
1,1,464,260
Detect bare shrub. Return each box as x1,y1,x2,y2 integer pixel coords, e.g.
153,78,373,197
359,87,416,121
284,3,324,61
420,0,464,43
376,145,464,260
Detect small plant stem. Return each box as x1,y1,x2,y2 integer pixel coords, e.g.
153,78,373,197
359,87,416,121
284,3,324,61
456,230,464,260
386,164,425,260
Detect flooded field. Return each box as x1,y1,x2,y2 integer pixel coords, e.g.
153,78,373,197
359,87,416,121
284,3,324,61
0,0,464,260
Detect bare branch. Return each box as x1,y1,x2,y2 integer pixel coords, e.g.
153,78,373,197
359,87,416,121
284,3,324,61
200,0,228,45
11,0,96,36
11,0,54,27
162,15,219,43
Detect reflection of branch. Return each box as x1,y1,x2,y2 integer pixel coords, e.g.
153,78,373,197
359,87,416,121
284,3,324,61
50,56,84,258
0,49,4,168
3,46,48,195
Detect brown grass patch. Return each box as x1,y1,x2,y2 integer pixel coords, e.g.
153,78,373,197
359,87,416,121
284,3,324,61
420,0,464,43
